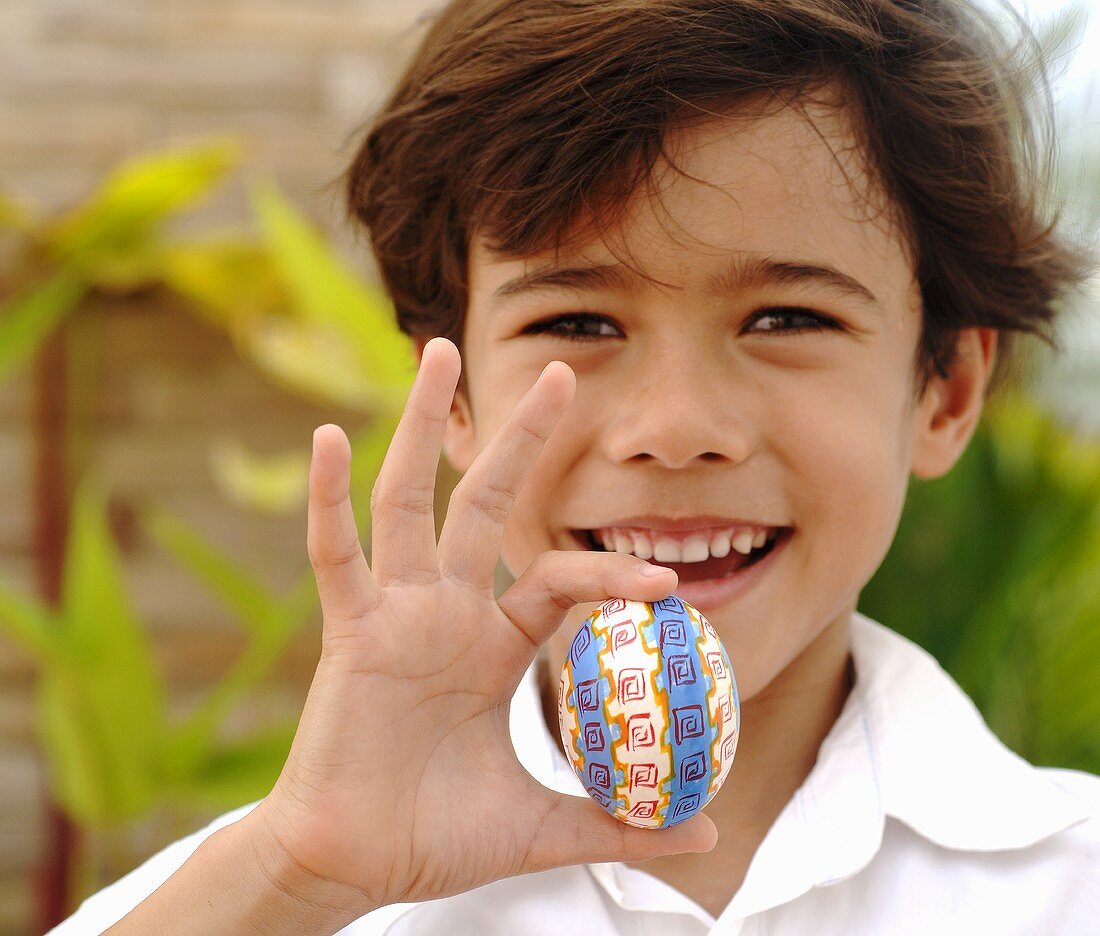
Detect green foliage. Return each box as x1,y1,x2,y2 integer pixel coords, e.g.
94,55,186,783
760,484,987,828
0,139,241,385
0,272,85,382
140,504,317,802
860,392,1100,773
156,178,415,518
156,237,288,329
85,165,419,515
0,141,418,851
248,178,415,406
44,140,241,283
0,474,318,829
207,436,314,515
0,139,415,516
53,474,166,821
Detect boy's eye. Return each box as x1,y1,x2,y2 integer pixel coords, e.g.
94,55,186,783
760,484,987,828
746,307,840,335
521,307,840,341
522,312,622,341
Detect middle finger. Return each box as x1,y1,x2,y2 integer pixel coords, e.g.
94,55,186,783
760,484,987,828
437,360,575,590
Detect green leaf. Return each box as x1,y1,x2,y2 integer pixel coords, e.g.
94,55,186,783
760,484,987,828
138,505,278,638
0,271,85,383
37,669,113,827
248,178,416,409
46,139,241,266
163,607,306,786
234,315,382,410
138,504,315,782
58,473,167,821
0,577,65,666
207,435,311,515
168,720,298,811
156,237,290,327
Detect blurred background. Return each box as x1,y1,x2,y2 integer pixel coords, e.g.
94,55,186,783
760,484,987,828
0,1,1096,933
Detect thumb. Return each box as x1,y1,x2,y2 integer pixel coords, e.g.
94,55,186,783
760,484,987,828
527,791,718,873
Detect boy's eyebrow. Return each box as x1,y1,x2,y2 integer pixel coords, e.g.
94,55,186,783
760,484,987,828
489,253,880,308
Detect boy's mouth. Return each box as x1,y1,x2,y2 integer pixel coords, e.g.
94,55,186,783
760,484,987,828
569,526,793,583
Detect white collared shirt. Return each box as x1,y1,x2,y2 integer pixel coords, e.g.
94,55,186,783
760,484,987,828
50,611,1100,935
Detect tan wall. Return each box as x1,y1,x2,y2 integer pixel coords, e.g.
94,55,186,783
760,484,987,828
0,2,441,931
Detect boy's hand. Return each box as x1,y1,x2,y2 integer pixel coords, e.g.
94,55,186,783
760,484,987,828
249,337,718,917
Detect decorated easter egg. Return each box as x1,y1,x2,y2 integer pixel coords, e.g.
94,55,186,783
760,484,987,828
557,595,739,829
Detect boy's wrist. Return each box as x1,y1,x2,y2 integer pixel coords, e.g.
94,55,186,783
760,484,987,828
232,807,379,934
102,806,377,935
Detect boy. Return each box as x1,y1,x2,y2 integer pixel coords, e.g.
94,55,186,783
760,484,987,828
50,0,1099,933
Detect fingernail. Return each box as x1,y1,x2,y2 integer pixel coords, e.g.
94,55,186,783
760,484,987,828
640,564,675,578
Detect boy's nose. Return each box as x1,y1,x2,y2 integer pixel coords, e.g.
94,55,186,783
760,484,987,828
599,357,757,469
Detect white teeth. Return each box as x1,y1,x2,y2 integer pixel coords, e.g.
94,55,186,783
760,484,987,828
588,525,777,563
681,536,710,563
652,538,682,563
710,530,732,558
731,530,755,555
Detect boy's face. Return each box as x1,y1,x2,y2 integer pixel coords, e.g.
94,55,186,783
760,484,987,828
432,89,995,702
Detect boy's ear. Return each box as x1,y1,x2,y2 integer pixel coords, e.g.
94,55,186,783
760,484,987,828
413,337,477,474
909,327,998,480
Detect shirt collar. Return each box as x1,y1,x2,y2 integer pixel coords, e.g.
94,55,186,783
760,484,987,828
509,610,1090,917
849,609,1089,850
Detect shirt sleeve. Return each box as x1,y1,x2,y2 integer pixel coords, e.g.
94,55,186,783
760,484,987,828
45,799,263,935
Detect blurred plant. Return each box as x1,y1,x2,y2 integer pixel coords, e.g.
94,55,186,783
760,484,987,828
158,176,415,528
0,471,318,897
0,139,420,920
0,141,239,381
0,138,416,525
861,391,1100,774
0,138,420,795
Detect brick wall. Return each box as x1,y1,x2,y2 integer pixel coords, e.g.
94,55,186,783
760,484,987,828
0,2,442,931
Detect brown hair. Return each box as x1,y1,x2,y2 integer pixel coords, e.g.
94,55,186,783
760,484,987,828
344,0,1096,402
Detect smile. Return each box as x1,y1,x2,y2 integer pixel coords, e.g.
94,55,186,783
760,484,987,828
570,525,794,590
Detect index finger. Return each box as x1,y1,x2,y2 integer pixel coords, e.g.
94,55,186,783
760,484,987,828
369,336,462,587
437,360,576,590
